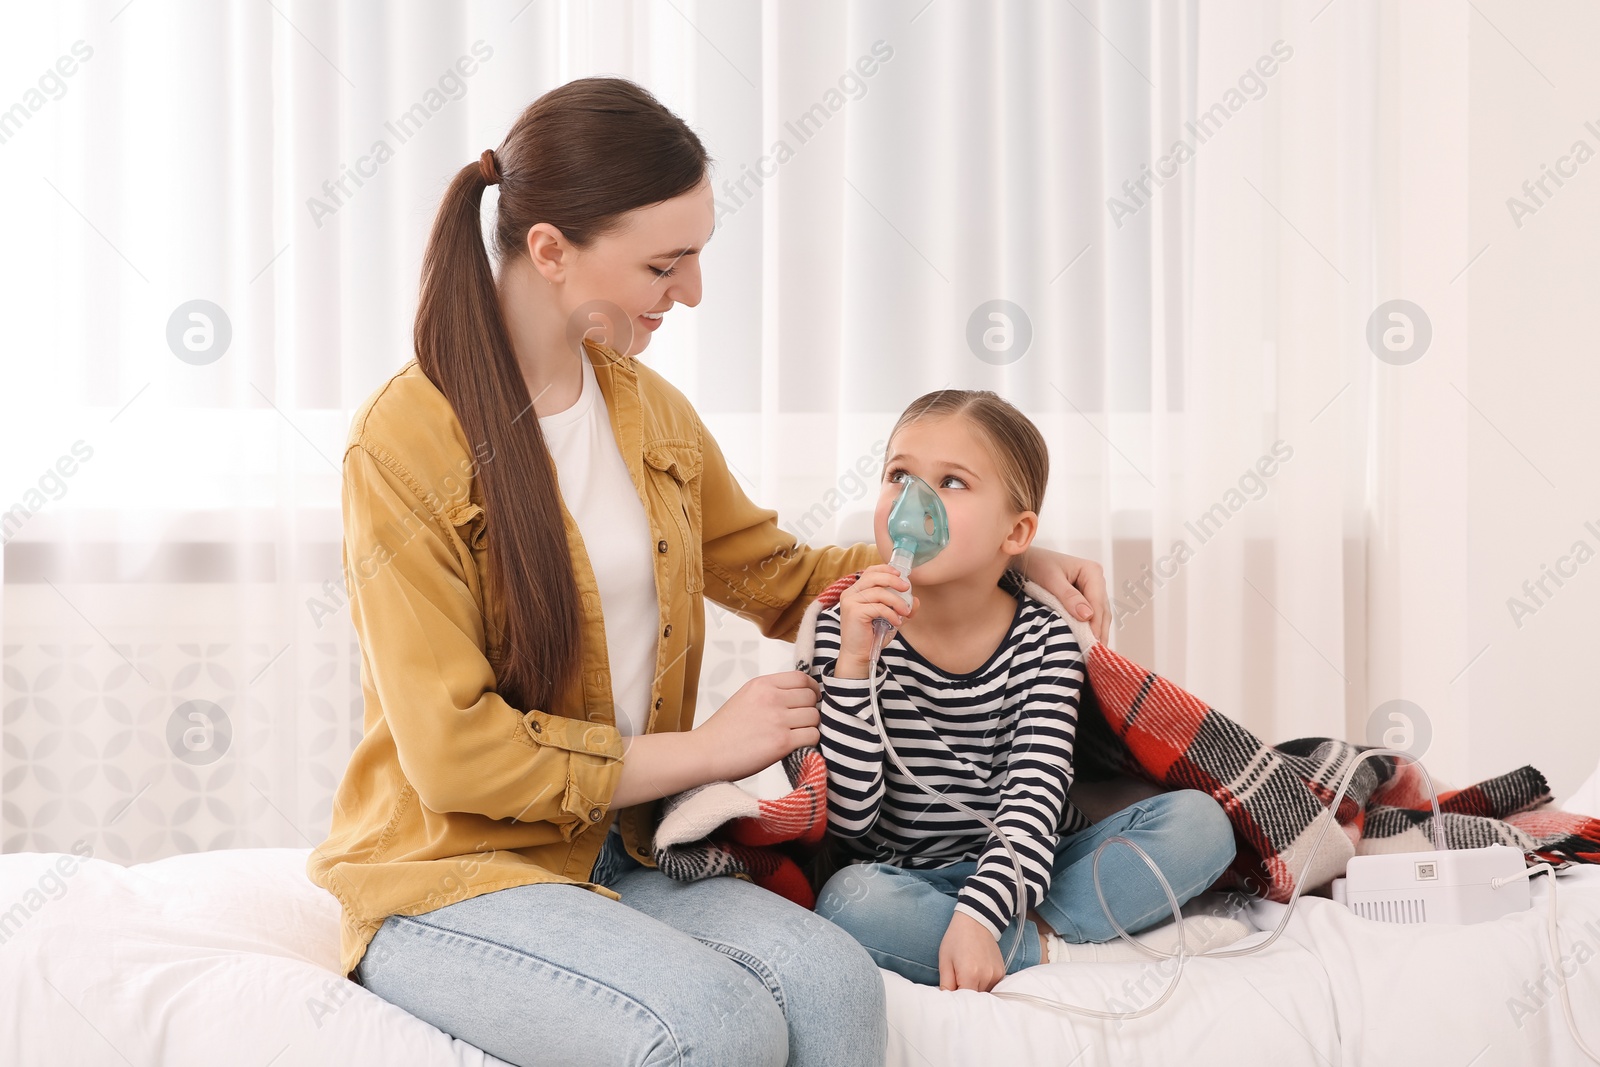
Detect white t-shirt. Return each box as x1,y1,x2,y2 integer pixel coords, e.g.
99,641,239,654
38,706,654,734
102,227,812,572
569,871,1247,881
538,354,660,737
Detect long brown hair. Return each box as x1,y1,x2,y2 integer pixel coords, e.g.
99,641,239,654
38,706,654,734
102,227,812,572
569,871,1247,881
413,77,709,711
888,390,1049,514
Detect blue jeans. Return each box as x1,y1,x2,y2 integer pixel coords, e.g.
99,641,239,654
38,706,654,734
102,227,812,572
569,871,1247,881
814,789,1238,985
355,824,887,1067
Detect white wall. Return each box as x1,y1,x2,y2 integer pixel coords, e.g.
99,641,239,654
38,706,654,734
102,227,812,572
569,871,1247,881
1465,3,1600,802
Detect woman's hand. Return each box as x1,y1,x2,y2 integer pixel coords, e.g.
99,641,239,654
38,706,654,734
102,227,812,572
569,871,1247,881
694,671,822,781
1017,548,1110,644
832,564,920,679
938,911,1007,992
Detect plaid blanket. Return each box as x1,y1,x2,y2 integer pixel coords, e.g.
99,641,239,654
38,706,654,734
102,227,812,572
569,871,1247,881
650,744,829,907
653,571,1600,905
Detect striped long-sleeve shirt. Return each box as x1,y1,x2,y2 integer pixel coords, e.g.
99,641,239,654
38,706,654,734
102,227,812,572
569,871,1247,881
810,576,1090,939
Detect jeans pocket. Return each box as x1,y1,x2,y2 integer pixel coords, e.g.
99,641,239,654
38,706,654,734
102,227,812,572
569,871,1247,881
589,823,638,889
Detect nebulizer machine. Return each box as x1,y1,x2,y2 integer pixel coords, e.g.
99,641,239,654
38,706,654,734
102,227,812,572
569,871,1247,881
862,473,1598,1053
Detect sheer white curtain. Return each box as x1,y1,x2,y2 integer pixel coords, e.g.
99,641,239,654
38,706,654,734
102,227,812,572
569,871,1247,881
2,0,1428,862
739,0,1396,751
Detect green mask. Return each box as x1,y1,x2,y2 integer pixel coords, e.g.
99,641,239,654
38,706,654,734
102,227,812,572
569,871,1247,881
885,471,950,568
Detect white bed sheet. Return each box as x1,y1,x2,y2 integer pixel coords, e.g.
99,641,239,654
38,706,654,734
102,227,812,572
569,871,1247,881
889,867,1600,1066
2,844,1598,1066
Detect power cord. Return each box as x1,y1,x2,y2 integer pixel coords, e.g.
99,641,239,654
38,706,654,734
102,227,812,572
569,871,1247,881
1491,862,1600,1062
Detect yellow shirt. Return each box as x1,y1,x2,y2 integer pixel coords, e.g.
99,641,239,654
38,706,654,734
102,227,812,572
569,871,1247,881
307,340,879,978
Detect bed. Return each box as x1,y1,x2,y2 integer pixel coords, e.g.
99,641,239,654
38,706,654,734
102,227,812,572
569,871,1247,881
4,797,1599,1065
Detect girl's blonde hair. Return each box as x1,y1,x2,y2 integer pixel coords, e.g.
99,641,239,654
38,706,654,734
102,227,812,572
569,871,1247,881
887,390,1048,515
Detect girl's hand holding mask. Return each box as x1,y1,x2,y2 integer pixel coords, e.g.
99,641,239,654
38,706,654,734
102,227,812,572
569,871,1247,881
832,564,920,679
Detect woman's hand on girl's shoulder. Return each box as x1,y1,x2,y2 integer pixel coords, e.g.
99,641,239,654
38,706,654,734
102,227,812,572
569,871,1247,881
833,565,918,678
1020,548,1110,644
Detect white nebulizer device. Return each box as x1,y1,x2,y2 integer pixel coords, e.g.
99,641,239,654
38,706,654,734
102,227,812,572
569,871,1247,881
854,473,1598,1056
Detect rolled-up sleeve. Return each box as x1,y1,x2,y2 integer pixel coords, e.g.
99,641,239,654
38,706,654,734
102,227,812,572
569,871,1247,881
696,418,881,641
342,443,624,837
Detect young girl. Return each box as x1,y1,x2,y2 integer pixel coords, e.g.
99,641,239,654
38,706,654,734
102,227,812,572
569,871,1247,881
810,390,1238,992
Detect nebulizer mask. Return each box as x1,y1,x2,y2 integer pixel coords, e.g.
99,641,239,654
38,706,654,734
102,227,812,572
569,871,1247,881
868,473,950,661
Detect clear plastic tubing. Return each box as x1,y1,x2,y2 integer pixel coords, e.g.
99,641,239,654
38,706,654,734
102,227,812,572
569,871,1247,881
862,625,1450,1021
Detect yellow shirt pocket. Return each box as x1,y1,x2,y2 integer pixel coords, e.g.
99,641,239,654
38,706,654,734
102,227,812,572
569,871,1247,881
643,442,704,594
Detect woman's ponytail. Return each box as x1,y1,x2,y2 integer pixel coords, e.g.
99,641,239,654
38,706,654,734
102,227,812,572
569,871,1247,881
414,157,579,712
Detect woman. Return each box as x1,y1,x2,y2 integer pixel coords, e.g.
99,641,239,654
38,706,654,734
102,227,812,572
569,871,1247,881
307,77,1113,1067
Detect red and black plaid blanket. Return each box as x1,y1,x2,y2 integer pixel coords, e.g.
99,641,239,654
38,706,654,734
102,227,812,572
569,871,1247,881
651,744,830,907
652,571,1600,906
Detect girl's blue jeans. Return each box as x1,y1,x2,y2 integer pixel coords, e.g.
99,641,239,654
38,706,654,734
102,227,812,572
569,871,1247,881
354,823,887,1067
814,788,1239,985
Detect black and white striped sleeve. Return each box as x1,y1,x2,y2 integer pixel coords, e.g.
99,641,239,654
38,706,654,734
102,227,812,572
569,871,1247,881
808,608,891,839
952,621,1085,939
